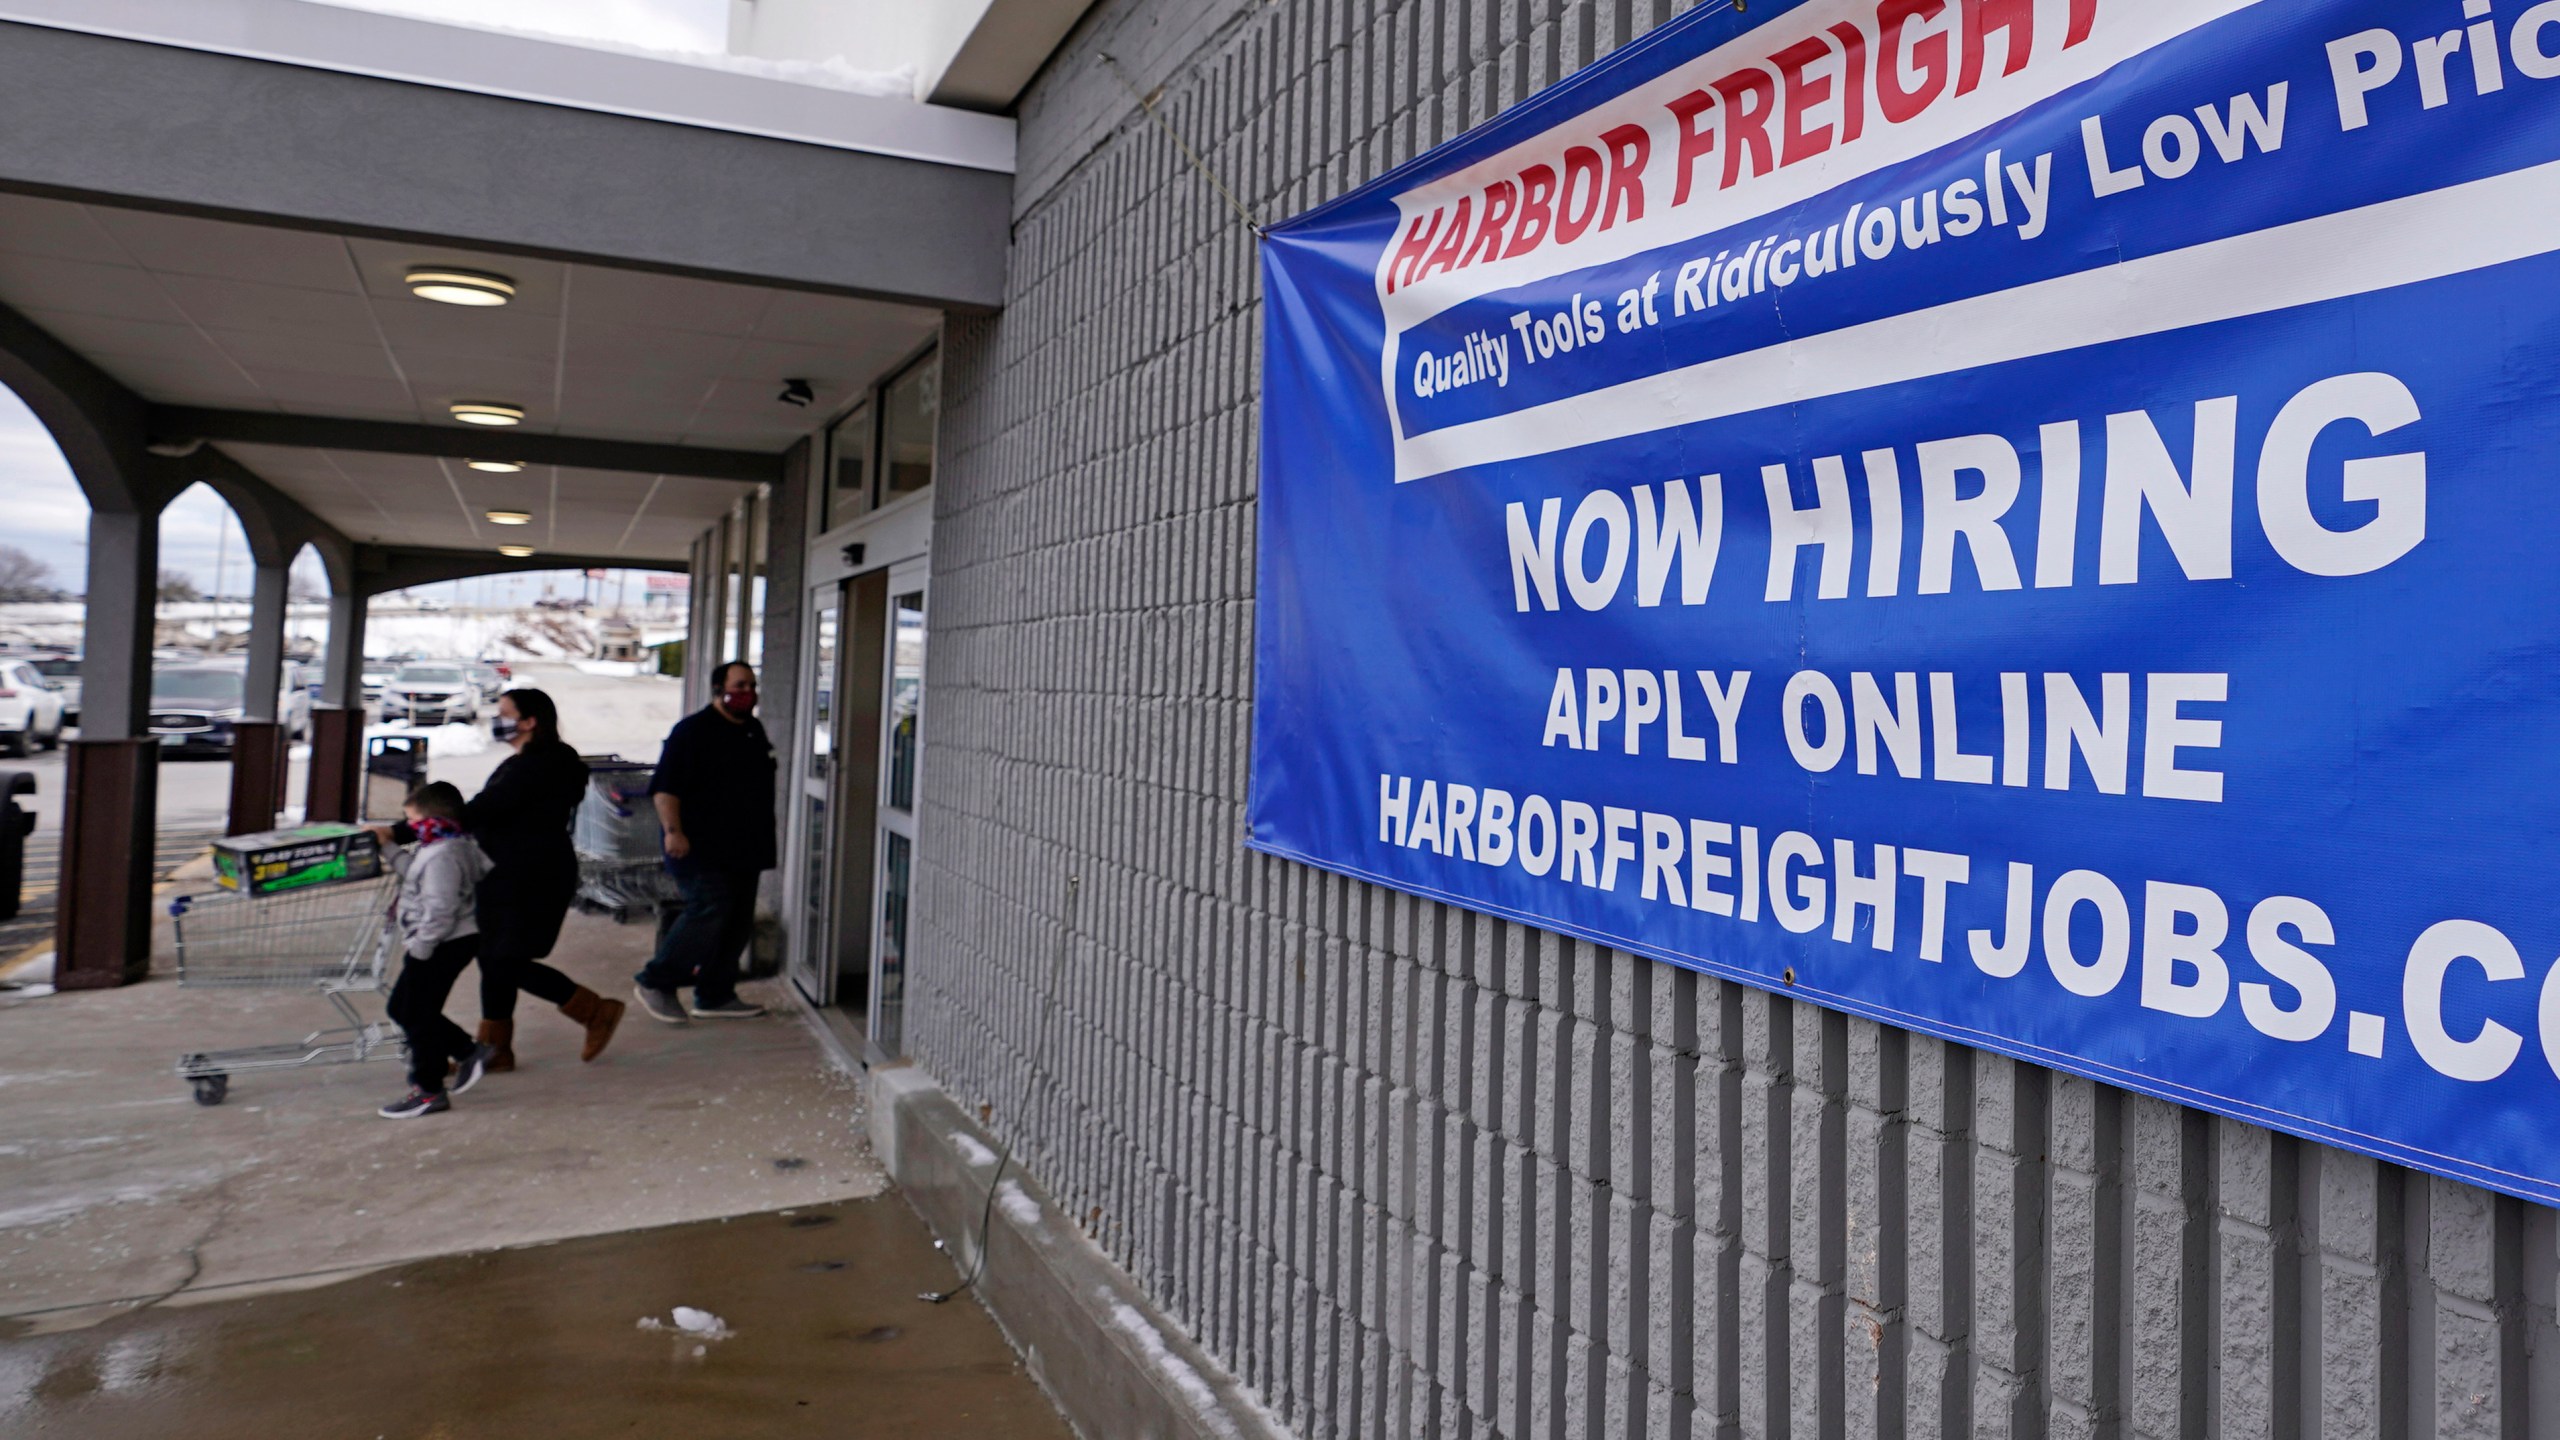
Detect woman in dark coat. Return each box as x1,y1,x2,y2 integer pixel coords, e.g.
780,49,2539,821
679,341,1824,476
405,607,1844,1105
445,688,623,1068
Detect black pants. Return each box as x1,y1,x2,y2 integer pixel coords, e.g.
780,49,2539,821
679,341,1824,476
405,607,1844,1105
387,935,480,1092
479,951,576,1020
476,870,577,1021
635,867,757,1006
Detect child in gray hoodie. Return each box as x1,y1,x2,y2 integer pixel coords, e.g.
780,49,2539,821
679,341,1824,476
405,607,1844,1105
380,781,497,1118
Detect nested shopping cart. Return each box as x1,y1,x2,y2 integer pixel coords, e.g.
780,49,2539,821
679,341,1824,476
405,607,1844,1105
169,875,402,1105
572,756,680,925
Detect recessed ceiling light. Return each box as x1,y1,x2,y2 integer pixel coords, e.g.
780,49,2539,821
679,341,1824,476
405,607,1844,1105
497,545,537,558
466,459,524,473
406,267,515,306
450,401,524,426
486,509,532,526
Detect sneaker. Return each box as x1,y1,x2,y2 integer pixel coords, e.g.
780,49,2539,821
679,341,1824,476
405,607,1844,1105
633,982,690,1025
378,1087,450,1119
450,1043,496,1096
687,996,767,1019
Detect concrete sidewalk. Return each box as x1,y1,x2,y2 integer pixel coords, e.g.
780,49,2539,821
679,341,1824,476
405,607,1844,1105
0,904,882,1329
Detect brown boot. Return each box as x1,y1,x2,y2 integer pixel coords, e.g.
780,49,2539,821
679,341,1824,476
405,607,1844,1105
476,1019,516,1073
560,986,625,1063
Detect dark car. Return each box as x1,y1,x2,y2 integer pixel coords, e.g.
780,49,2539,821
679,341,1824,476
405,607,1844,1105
148,666,250,755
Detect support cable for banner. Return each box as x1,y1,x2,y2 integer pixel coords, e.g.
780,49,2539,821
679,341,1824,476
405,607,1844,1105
919,872,1081,1305
1098,53,1264,236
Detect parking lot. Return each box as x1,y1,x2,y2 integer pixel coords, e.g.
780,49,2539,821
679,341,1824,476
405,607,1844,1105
0,662,684,975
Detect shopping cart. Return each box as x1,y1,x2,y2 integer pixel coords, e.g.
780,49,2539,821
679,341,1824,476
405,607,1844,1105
575,856,681,923
573,757,679,925
169,875,403,1105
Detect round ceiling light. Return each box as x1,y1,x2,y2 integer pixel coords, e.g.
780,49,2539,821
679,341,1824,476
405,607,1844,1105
497,545,537,558
466,459,524,473
486,509,532,526
406,267,516,306
450,401,524,426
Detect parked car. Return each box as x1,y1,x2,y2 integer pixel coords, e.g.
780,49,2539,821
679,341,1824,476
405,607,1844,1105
359,659,398,713
146,663,315,755
27,653,79,726
0,658,68,755
469,661,506,703
381,663,480,725
278,662,315,739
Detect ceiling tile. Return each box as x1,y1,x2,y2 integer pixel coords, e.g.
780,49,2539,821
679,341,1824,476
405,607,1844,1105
372,302,565,365
155,275,383,342
236,372,420,417
569,265,772,337
750,294,936,347
0,196,125,263
390,352,561,397
89,210,359,290
28,311,244,370
0,255,183,325
562,318,745,376
212,330,403,382
92,357,272,406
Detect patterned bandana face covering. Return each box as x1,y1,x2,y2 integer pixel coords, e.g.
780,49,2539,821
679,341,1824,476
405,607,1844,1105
411,815,463,846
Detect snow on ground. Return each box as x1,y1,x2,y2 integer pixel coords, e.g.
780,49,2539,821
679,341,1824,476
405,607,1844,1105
0,601,681,669
365,720,492,759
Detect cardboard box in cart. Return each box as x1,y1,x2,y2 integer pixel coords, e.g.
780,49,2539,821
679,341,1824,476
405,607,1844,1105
212,823,383,896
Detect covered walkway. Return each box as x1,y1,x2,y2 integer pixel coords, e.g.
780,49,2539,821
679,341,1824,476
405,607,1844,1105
0,0,1003,989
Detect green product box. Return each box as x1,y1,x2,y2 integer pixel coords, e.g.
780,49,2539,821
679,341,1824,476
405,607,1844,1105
211,824,384,896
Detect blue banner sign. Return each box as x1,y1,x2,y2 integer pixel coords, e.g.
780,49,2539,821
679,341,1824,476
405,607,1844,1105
1250,0,2560,1202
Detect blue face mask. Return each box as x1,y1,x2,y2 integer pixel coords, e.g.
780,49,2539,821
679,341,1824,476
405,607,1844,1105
491,714,522,742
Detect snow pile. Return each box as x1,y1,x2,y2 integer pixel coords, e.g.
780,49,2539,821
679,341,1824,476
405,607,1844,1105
1105,1300,1242,1439
995,1179,1041,1227
311,2,919,97
637,1306,732,1339
950,1134,998,1168
366,720,492,758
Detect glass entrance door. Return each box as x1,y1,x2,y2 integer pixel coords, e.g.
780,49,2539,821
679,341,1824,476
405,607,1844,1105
870,576,926,1057
791,592,840,1006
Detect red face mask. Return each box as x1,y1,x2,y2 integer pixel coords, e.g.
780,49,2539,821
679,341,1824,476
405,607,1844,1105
722,687,758,716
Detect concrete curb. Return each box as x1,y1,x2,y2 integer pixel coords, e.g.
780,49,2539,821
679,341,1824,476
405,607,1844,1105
869,1064,1291,1440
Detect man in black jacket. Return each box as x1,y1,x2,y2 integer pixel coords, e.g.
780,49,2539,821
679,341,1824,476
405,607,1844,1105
632,661,777,1022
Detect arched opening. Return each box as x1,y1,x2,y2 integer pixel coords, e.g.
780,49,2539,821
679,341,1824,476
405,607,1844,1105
0,381,83,639
153,481,254,655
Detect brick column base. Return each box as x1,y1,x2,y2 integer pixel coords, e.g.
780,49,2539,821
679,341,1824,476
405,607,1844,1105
57,737,157,990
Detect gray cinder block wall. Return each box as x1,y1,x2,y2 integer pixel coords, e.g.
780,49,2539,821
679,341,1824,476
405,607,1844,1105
908,0,2559,1435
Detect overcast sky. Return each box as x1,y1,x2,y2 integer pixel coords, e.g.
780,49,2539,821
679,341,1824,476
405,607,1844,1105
0,0,723,605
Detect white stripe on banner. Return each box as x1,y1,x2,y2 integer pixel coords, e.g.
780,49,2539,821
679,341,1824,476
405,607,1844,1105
1393,158,2560,484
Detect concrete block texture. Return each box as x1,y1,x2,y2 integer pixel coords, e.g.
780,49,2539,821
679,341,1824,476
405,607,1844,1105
903,1,2556,1436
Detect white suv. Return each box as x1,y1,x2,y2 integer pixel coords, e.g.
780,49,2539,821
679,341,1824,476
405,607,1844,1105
0,659,68,756
380,663,480,726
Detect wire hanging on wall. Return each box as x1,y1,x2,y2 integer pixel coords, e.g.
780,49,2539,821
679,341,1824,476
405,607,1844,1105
919,872,1082,1305
1097,53,1264,237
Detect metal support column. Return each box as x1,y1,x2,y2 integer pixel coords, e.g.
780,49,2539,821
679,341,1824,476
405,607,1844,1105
227,558,290,835
305,580,367,823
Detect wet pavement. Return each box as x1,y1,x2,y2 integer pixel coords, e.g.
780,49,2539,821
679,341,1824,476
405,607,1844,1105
1,906,882,1325
0,1197,1075,1438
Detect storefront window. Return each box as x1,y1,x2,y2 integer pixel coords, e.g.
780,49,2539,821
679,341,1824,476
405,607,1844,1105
825,400,873,531
880,350,937,499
